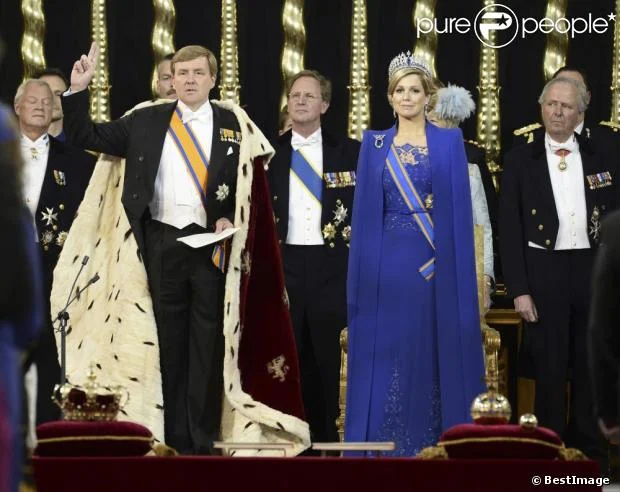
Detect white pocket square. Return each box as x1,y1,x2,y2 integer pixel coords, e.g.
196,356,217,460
528,241,545,249
227,146,234,156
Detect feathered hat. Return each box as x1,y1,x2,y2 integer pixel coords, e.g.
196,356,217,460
433,84,476,124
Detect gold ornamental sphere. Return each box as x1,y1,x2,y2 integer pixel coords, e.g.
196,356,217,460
470,391,512,424
519,413,539,429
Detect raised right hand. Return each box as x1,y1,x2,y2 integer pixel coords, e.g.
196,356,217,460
514,294,538,323
70,42,100,92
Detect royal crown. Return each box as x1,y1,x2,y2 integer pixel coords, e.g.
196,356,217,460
388,51,432,80
53,365,129,421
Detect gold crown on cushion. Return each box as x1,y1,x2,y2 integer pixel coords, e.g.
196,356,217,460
388,51,432,80
53,365,129,421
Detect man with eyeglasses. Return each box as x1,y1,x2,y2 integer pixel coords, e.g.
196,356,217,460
268,70,360,447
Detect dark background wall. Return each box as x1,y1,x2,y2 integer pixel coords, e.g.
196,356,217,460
0,0,615,153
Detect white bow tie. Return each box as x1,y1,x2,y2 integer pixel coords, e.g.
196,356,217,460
182,111,210,125
21,134,49,160
291,134,321,150
546,135,578,154
21,134,48,150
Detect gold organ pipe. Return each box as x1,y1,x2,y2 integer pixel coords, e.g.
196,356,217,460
608,0,620,124
412,0,438,79
542,0,568,82
20,0,46,80
220,0,241,104
280,0,305,109
90,0,111,122
476,1,502,187
347,0,371,141
151,0,176,98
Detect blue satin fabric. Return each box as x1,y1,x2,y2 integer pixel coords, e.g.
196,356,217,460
345,123,485,455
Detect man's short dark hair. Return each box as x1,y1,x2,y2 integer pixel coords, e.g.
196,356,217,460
552,65,590,92
32,67,69,89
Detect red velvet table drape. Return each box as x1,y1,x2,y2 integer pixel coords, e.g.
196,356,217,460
34,456,603,492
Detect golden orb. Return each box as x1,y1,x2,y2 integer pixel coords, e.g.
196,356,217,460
519,413,538,429
470,391,512,424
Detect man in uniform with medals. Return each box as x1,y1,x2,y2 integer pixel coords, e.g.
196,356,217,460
500,76,616,470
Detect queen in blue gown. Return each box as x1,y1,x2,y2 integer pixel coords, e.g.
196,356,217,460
345,53,485,456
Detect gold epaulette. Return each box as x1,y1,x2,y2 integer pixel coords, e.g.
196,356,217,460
599,120,620,133
513,122,542,136
465,139,484,149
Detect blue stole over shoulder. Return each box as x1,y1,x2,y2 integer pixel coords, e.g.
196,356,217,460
345,123,485,440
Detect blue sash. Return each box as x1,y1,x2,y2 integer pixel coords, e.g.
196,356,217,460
385,144,435,280
291,149,322,203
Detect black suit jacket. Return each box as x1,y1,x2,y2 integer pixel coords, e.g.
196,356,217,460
499,131,617,298
267,130,360,265
62,91,240,255
589,210,620,425
35,136,96,289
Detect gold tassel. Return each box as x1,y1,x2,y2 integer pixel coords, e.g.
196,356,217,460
151,442,179,456
558,446,588,461
416,444,448,459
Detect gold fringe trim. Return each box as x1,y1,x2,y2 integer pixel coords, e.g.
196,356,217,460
37,435,153,444
416,445,448,459
441,436,561,450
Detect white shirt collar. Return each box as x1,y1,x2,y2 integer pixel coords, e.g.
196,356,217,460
291,127,322,150
21,133,49,150
545,133,579,154
574,120,585,135
176,99,212,124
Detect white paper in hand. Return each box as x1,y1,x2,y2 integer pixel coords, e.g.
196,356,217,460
177,227,240,249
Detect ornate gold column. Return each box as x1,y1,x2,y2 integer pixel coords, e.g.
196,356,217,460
20,0,46,79
608,0,620,124
220,0,240,104
542,0,568,81
280,0,305,109
151,0,176,98
412,0,438,79
90,0,111,122
476,1,501,187
347,0,370,141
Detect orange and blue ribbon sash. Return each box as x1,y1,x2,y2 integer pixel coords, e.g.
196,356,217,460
168,107,210,209
212,239,228,273
385,144,435,280
169,108,229,273
291,149,322,203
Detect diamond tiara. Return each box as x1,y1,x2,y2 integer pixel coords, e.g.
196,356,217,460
388,51,432,80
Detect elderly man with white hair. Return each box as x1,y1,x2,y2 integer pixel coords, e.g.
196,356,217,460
500,76,617,471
